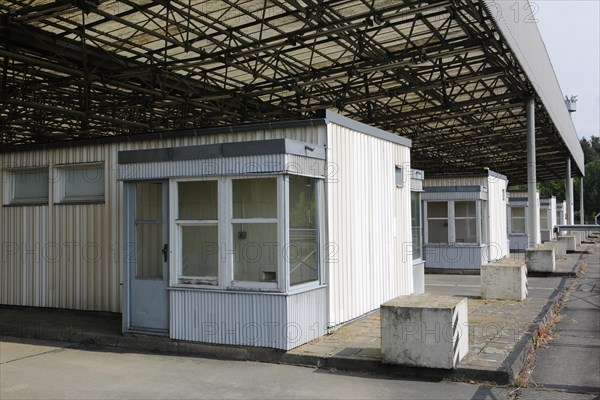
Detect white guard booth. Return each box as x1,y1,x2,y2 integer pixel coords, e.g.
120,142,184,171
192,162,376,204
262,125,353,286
421,170,510,271
556,200,567,228
539,196,557,242
0,110,414,350
508,190,541,251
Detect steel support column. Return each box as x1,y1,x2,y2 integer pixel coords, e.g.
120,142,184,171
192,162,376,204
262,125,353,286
566,157,574,225
580,177,584,224
526,98,540,245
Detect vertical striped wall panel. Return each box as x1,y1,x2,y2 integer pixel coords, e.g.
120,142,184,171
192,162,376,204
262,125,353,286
169,288,326,350
423,245,485,269
486,176,509,261
285,287,327,348
1,145,121,312
325,123,412,327
1,125,322,313
169,290,287,349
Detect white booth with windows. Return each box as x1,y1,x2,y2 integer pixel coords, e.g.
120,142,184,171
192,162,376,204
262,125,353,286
422,171,509,270
0,111,415,350
508,190,541,250
540,196,557,242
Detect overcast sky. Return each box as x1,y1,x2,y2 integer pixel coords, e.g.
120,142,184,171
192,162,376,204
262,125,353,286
534,0,599,140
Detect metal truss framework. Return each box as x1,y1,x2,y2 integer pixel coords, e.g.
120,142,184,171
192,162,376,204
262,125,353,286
0,0,579,182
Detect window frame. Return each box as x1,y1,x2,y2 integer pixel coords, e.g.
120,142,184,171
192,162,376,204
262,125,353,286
4,167,50,206
54,162,105,204
169,174,323,293
227,176,281,291
510,206,527,235
424,200,481,245
539,208,549,230
286,174,321,290
410,191,423,262
174,178,221,288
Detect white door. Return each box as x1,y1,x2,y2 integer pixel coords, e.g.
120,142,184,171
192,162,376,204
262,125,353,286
129,181,169,333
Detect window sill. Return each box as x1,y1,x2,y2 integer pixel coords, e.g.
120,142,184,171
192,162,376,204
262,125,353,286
55,199,105,205
168,284,326,296
4,201,48,207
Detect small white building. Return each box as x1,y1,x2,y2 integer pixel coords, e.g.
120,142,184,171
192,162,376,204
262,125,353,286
421,171,510,270
0,111,415,350
540,196,557,242
556,200,567,227
508,190,541,250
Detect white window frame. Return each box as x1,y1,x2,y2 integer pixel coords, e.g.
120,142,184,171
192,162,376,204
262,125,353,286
424,200,481,245
454,201,479,244
539,208,549,230
173,178,221,288
424,201,450,244
228,175,282,291
54,162,105,204
285,175,322,292
411,191,423,263
3,167,49,205
510,206,527,235
169,174,322,293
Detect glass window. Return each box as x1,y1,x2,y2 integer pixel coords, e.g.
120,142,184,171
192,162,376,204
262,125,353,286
10,169,49,204
136,183,162,221
540,209,548,230
178,181,218,220
232,178,278,283
135,182,163,278
455,201,477,243
411,192,422,261
181,226,218,280
177,180,219,285
233,178,277,219
511,207,526,234
233,223,278,282
60,165,104,202
289,176,318,286
427,202,448,243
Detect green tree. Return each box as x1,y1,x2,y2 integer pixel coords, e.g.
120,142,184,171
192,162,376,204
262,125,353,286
576,160,600,223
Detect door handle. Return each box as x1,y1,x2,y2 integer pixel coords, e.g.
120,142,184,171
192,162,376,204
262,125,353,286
162,243,168,262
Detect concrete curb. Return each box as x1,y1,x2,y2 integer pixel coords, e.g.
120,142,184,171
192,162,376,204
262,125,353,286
499,251,586,383
0,253,588,385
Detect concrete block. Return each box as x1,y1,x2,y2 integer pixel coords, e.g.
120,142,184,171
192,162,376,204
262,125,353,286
571,232,581,247
381,293,468,369
481,263,527,301
558,235,577,252
540,241,566,257
525,248,555,272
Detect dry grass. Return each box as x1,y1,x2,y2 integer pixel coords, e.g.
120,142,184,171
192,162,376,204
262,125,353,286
510,280,577,398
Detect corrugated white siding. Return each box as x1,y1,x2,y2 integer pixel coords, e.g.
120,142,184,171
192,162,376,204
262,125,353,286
325,123,412,327
424,245,485,270
169,287,326,350
486,175,509,261
1,125,324,312
424,176,486,188
0,146,121,312
286,287,327,348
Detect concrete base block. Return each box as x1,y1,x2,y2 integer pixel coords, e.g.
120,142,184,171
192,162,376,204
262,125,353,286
525,248,555,272
558,235,577,252
571,232,582,247
540,241,566,257
481,263,527,301
381,293,468,369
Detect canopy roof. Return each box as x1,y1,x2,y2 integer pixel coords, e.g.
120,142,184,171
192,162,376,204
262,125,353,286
0,0,584,182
